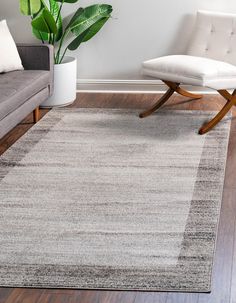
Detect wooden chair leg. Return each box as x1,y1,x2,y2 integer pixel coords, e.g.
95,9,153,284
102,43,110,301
139,87,175,118
164,81,203,99
139,81,203,119
139,81,235,134
198,90,236,135
33,107,40,123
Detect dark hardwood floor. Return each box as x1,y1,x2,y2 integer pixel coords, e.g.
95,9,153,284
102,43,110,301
0,92,236,303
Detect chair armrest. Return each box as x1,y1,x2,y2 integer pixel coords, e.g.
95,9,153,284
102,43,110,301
17,44,54,95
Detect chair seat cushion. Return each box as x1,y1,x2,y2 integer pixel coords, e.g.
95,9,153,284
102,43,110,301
142,55,236,90
0,70,50,121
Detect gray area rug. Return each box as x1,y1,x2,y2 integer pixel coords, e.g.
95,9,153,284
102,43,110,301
0,109,230,292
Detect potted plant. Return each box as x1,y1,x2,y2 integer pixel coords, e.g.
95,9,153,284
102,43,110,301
19,0,113,107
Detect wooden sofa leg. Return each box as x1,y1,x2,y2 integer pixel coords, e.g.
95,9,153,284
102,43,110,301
33,107,40,123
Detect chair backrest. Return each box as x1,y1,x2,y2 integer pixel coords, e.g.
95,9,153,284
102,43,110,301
187,10,236,66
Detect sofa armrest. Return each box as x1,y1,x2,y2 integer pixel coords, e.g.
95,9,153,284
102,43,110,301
17,44,54,95
17,44,54,71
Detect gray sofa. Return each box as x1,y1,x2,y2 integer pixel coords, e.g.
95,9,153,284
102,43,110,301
0,44,54,139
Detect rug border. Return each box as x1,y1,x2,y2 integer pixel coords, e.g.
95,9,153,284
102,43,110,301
0,108,231,293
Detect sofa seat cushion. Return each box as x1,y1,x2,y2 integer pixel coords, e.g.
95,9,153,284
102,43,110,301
142,55,236,90
0,70,50,121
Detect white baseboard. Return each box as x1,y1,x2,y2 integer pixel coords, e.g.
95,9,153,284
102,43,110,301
77,79,215,94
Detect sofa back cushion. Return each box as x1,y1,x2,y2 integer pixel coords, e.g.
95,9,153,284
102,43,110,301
0,20,24,73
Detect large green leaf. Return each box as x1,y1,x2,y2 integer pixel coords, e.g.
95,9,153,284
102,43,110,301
20,0,41,15
69,4,112,38
68,17,109,51
49,0,63,41
65,7,84,31
31,8,58,34
67,29,89,50
31,1,49,41
82,16,109,42
56,3,113,63
32,27,50,41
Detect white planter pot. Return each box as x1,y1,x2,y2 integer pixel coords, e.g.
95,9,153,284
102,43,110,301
41,56,77,108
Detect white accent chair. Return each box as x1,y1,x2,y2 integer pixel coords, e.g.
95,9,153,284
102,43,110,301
141,10,236,134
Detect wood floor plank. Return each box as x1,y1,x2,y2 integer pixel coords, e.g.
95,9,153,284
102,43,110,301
38,290,103,303
5,288,45,303
197,189,236,303
95,291,121,303
230,215,236,303
166,293,199,303
78,290,137,303
0,92,235,303
224,127,236,190
0,109,49,156
0,288,14,303
38,293,74,303
135,292,168,303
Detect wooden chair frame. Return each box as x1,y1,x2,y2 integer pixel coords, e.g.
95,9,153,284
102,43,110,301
139,80,236,134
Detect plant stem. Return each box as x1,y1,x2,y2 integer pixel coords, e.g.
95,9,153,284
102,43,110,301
49,33,54,45
59,46,68,64
40,0,47,8
40,0,54,45
55,29,69,63
39,31,45,44
52,0,64,46
55,0,64,25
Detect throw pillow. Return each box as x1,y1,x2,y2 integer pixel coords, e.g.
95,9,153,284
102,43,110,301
0,20,24,73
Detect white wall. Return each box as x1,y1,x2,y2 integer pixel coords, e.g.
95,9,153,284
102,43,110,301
1,0,236,81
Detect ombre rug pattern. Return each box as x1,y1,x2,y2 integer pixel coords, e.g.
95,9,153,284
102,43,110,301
0,109,230,292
